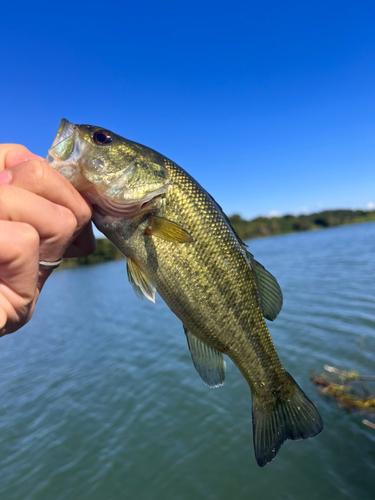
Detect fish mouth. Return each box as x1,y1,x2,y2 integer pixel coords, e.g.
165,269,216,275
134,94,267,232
45,119,89,186
46,119,170,219
46,118,76,162
51,118,75,149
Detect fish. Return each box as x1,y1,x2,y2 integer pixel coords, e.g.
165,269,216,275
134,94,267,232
47,119,323,467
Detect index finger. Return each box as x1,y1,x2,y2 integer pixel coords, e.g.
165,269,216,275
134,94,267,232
0,144,43,171
6,159,93,233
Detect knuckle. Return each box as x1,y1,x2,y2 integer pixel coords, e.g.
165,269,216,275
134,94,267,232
26,159,47,187
81,201,93,221
8,223,40,261
0,222,39,270
19,223,40,250
58,206,78,236
69,195,93,229
77,205,92,229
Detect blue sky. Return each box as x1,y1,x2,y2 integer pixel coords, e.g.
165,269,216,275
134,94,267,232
1,0,374,219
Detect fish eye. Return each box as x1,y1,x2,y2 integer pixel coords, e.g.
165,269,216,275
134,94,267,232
93,130,113,145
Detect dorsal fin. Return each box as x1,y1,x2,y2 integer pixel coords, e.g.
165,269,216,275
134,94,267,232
126,258,156,303
206,193,283,320
184,327,225,388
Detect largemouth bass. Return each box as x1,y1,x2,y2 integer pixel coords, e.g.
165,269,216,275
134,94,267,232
47,119,323,467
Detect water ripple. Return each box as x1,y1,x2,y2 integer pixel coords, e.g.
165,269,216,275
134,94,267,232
0,223,374,499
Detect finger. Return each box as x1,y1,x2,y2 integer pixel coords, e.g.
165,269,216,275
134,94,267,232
0,221,39,335
0,185,78,262
0,144,43,171
64,222,97,258
5,159,93,235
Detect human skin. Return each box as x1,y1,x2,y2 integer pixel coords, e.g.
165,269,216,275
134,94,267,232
0,144,95,337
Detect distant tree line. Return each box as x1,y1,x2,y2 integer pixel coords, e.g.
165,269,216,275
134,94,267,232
229,209,375,240
60,209,375,269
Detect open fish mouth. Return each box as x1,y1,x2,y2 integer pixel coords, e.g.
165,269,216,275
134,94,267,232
46,119,76,162
46,118,176,224
51,118,75,149
45,119,89,185
46,118,90,168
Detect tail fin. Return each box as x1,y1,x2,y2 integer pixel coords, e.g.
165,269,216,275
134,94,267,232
252,372,323,467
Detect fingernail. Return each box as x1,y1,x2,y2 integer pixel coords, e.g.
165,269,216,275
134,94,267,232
0,170,11,185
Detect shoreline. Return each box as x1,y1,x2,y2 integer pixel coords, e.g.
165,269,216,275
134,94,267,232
59,210,375,269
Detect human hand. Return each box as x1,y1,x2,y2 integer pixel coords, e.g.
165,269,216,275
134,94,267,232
0,144,95,337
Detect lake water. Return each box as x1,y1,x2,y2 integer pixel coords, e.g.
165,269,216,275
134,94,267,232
0,222,374,500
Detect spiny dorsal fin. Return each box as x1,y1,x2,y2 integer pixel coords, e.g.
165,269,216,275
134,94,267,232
127,258,156,303
246,252,283,321
184,327,225,388
145,215,193,243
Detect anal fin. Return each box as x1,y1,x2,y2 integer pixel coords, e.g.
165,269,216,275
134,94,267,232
184,327,225,388
127,258,156,303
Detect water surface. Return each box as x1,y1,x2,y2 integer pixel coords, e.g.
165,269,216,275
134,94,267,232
0,222,374,499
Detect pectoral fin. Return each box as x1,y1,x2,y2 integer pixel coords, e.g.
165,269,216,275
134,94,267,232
145,215,193,243
184,327,225,388
246,252,283,321
127,259,156,303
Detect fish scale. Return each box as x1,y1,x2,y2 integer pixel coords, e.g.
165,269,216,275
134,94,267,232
154,161,279,377
47,119,323,466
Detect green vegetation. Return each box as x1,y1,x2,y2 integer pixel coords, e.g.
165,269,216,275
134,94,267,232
229,209,375,241
60,209,375,269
